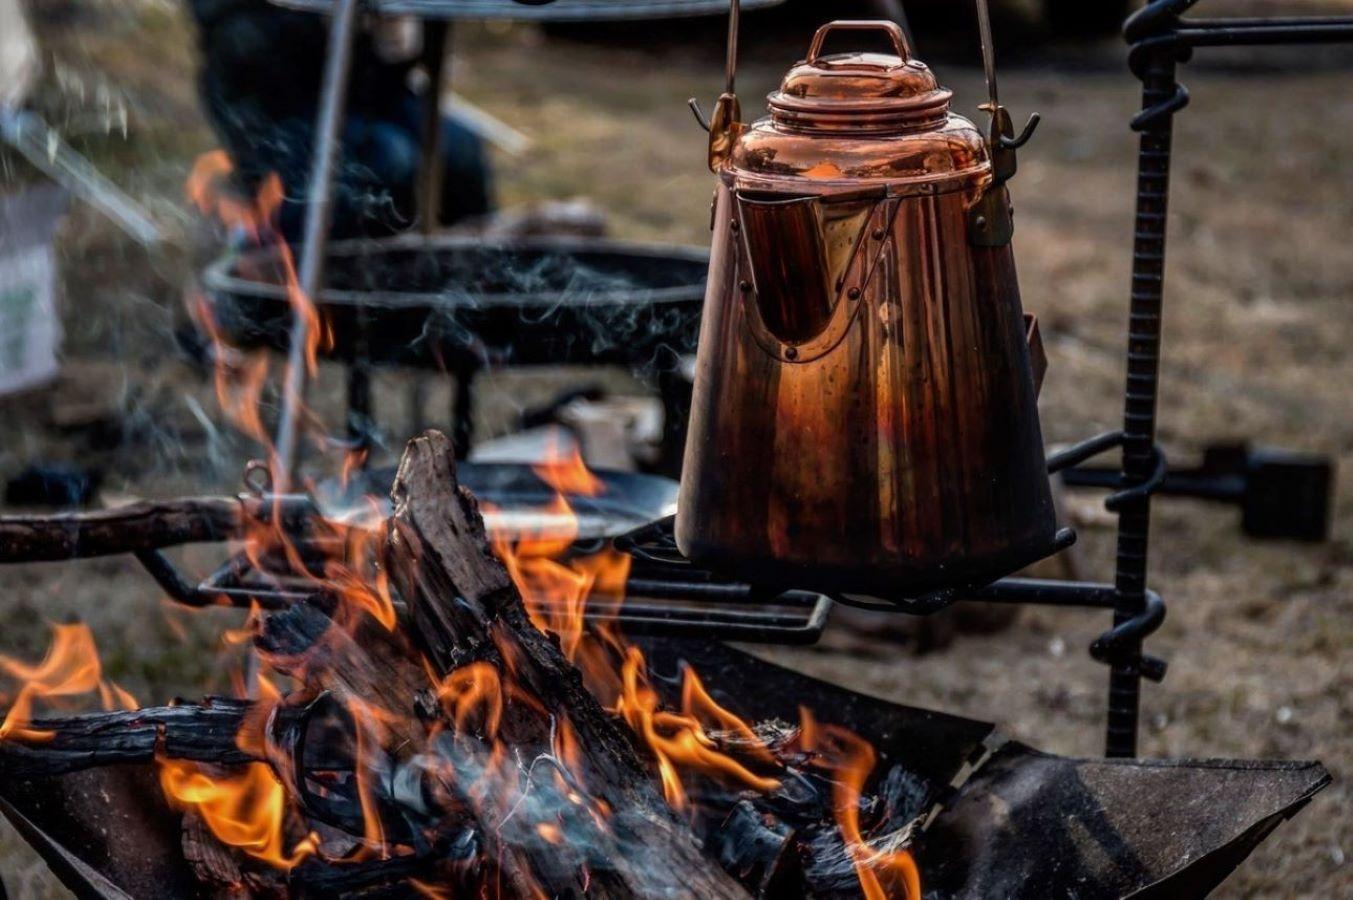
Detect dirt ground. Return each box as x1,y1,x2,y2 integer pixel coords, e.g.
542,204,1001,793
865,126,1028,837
0,0,1349,897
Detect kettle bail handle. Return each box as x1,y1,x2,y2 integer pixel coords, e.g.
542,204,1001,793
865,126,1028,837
806,20,913,65
724,0,740,95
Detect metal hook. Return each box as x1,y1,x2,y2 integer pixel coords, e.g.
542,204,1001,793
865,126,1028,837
688,98,712,133
1000,112,1041,150
242,459,273,497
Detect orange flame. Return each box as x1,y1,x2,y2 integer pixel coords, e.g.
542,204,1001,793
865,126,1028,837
799,708,921,900
532,435,604,497
0,623,137,742
325,521,399,632
488,490,632,664
437,661,504,740
488,443,786,814
615,646,779,810
345,696,397,855
158,758,317,870
186,149,329,476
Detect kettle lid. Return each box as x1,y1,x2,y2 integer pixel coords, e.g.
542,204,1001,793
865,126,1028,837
770,20,953,134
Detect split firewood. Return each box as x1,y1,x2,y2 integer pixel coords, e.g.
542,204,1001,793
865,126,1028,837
254,594,435,757
384,429,749,898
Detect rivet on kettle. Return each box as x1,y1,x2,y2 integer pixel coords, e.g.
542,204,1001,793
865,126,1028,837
975,215,988,230
872,228,886,241
739,280,752,293
784,347,798,360
847,287,861,301
730,219,740,232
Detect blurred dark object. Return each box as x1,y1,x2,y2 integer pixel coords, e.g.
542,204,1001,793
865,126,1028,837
1062,443,1335,543
6,463,101,508
762,0,1134,37
184,0,492,240
1042,0,1133,35
271,0,784,19
202,235,706,463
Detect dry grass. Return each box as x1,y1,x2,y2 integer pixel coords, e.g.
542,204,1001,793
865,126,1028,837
0,1,1349,897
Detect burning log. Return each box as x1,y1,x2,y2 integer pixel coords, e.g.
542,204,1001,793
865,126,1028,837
384,430,749,898
255,594,435,755
0,700,279,778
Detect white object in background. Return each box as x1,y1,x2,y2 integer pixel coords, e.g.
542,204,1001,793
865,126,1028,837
470,425,581,466
0,184,67,396
0,110,163,246
0,0,161,246
444,93,532,157
0,0,39,111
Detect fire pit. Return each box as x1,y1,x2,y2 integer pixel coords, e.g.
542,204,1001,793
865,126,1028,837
0,432,1332,898
0,636,1329,899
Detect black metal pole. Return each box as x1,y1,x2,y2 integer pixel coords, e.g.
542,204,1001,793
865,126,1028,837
418,21,450,234
275,0,361,489
451,363,476,460
346,359,372,447
1107,47,1182,758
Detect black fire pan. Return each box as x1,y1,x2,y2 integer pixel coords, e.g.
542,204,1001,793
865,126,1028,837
202,235,708,371
0,643,1329,899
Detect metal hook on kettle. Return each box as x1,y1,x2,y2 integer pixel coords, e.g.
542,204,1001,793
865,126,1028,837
975,0,1040,178
690,0,745,171
971,0,1039,246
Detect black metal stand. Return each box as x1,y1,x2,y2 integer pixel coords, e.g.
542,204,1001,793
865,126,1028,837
1098,0,1353,754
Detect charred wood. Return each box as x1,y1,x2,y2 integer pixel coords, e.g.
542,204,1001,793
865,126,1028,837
0,700,285,778
385,430,749,899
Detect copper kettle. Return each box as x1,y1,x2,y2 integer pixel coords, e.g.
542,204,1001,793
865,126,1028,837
676,6,1059,596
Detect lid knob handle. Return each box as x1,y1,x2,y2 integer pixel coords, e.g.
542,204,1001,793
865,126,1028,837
806,20,913,65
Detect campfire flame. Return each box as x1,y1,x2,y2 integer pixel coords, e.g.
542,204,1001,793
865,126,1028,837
158,759,318,870
185,152,330,473
800,709,922,900
0,152,923,899
0,623,136,742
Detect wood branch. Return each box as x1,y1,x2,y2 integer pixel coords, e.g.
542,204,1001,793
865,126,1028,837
385,430,748,899
0,497,243,562
0,700,286,778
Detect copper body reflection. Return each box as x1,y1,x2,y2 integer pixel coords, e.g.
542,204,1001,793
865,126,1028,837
677,20,1057,595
